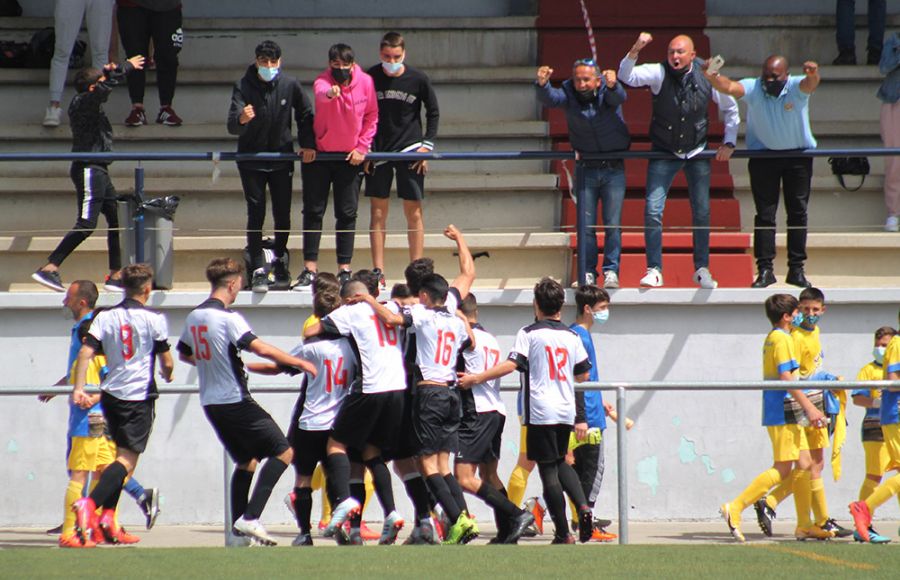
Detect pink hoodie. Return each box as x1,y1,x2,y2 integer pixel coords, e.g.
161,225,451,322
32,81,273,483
313,63,378,153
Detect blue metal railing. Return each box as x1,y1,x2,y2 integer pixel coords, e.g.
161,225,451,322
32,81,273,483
0,147,897,285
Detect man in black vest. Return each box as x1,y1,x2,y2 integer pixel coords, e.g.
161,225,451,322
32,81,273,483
619,33,739,289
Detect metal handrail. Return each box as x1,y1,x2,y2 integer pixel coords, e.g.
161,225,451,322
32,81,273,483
5,378,898,545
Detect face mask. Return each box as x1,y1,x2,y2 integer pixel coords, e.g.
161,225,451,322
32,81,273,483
763,78,786,97
257,65,279,82
804,314,820,327
62,306,74,320
381,60,403,75
575,88,597,104
592,310,609,325
331,67,352,84
874,346,886,365
667,61,690,79
791,312,804,327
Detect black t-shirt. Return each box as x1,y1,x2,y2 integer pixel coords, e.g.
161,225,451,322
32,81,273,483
366,64,439,152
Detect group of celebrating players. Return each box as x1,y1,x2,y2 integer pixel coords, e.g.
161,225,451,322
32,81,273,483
63,225,615,548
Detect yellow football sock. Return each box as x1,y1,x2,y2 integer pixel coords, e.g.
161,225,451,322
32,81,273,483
865,473,900,512
859,477,879,502
364,470,374,514
765,469,796,510
62,481,83,537
810,477,829,526
507,465,530,508
311,465,331,522
729,468,782,526
793,470,813,529
569,498,578,522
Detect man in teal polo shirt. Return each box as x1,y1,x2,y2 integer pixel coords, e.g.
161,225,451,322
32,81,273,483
704,56,820,289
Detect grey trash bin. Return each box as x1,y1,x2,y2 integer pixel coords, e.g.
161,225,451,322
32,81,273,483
117,195,180,289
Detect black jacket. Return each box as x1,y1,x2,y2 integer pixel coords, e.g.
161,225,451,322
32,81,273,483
227,65,315,170
69,61,133,166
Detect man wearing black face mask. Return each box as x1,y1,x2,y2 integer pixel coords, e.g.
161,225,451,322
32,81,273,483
705,56,820,289
536,60,630,289
619,33,739,290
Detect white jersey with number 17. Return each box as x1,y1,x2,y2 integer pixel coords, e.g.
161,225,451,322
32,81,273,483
462,324,506,415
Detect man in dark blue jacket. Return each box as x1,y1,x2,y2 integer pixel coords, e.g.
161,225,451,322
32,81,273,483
536,60,630,289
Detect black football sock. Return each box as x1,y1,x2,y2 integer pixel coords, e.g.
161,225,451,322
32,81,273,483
90,461,127,509
324,453,351,504
426,473,461,522
537,461,569,538
403,474,432,521
364,457,396,516
444,474,469,514
557,461,589,509
244,457,288,520
294,486,312,534
476,482,521,518
349,479,366,527
231,468,254,524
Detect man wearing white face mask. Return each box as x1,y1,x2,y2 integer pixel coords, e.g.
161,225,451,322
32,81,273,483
568,284,616,540
227,40,316,293
364,32,439,290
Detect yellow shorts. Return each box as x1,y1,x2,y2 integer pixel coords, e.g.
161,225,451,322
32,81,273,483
800,425,829,451
67,436,115,472
767,424,804,463
863,441,895,476
519,425,528,454
882,424,900,466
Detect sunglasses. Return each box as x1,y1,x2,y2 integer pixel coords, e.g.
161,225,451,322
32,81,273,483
573,58,597,68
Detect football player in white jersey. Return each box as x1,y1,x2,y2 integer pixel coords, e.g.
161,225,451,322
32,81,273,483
177,258,316,546
71,264,174,545
459,277,594,544
455,293,535,543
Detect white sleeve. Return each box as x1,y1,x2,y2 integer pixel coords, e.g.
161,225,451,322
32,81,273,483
322,304,354,336
712,89,740,145
573,335,590,368
227,312,254,344
88,312,106,342
509,327,529,361
618,56,664,93
152,312,169,342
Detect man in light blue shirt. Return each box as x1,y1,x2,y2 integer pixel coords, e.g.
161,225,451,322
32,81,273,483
705,56,820,290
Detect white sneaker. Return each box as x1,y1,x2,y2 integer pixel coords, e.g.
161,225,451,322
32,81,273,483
603,271,619,289
379,510,405,545
639,268,663,288
886,215,900,232
692,267,718,289
322,497,360,538
233,515,277,546
43,106,62,127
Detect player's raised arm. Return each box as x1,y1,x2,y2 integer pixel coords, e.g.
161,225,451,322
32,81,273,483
445,224,475,299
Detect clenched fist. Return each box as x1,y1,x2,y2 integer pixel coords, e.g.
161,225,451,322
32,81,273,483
239,104,255,125
631,32,653,54
536,66,554,86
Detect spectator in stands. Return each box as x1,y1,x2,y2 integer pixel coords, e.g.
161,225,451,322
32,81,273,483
705,56,820,288
878,32,900,232
44,0,115,127
618,33,739,290
293,43,378,290
227,40,316,294
536,59,630,289
833,0,886,65
116,0,183,126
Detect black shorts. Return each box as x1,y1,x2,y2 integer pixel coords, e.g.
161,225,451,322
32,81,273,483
203,400,290,465
330,390,405,454
457,410,505,464
526,423,572,463
384,387,419,461
290,428,330,476
101,391,155,454
364,161,425,201
414,386,461,456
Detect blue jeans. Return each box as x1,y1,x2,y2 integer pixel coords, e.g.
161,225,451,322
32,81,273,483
576,164,626,275
836,0,886,53
644,156,711,271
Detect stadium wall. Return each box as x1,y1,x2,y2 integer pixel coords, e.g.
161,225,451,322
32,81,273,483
2,290,899,526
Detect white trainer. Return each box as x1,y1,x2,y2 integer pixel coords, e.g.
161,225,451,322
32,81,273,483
603,271,619,289
379,510,405,545
693,267,718,289
322,497,360,538
43,106,62,127
639,268,663,288
886,215,899,233
233,515,277,546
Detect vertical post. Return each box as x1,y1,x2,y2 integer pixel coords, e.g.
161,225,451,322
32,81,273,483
223,449,233,547
616,386,628,545
574,159,588,286
134,165,145,263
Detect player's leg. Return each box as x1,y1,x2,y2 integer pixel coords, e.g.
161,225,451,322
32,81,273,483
231,460,257,527
852,425,900,539
290,429,327,546
62,435,94,548
507,424,536,507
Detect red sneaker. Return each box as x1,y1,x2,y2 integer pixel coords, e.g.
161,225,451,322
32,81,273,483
156,106,182,126
59,533,96,548
124,108,147,127
360,521,381,541
72,497,97,543
98,509,121,544
111,527,141,545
